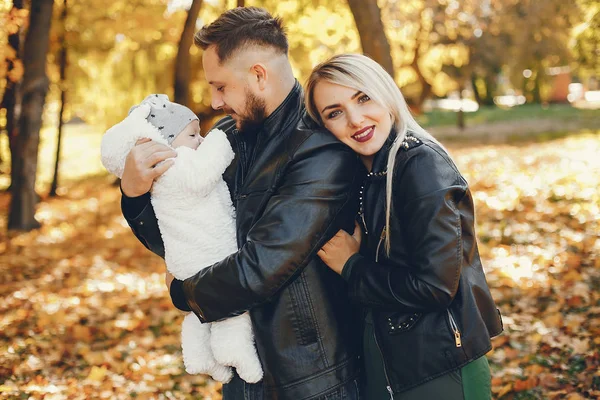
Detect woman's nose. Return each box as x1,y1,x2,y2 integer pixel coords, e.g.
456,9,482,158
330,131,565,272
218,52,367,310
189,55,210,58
347,110,364,128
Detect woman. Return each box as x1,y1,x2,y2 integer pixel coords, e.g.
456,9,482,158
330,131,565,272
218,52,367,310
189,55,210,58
305,54,503,399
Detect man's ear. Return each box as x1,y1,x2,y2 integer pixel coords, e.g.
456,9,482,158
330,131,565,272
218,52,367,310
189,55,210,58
250,63,268,91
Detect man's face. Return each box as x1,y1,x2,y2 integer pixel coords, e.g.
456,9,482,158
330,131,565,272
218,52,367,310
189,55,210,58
203,46,267,132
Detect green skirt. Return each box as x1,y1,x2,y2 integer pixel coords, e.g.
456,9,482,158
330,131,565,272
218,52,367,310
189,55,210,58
363,314,491,399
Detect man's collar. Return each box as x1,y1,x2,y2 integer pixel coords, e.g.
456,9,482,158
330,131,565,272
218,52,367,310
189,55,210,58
261,80,303,139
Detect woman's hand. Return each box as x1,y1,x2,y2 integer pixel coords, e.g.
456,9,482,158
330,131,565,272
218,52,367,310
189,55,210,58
317,222,362,275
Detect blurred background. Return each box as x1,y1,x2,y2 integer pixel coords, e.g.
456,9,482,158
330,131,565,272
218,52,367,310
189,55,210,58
0,0,599,399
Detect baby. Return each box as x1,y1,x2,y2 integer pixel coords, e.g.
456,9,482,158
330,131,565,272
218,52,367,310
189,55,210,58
100,94,263,384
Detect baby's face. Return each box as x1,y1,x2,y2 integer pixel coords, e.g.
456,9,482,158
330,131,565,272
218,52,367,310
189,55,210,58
171,120,202,149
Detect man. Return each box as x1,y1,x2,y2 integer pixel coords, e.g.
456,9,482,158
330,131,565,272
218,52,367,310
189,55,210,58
120,7,362,400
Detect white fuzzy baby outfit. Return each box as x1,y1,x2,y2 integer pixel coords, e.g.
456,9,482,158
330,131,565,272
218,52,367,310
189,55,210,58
100,104,263,384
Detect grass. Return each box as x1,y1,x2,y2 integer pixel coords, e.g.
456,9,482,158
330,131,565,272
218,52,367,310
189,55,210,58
416,103,600,128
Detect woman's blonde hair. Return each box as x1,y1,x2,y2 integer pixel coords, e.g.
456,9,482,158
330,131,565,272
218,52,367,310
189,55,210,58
305,53,436,254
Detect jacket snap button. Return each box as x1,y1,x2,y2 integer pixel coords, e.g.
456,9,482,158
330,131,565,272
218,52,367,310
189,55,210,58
139,221,144,225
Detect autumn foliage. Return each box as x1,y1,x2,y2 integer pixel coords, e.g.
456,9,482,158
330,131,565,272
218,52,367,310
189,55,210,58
0,133,598,399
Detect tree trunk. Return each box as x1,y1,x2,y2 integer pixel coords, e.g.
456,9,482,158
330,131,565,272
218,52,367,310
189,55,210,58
1,0,25,182
457,84,465,130
8,0,54,231
174,0,203,106
471,73,482,105
482,73,497,106
410,23,431,113
346,0,395,77
412,55,432,113
415,74,432,113
532,69,542,104
50,0,69,197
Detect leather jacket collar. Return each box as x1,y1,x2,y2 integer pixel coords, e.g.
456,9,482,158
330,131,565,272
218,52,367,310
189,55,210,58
369,129,398,176
370,130,424,177
259,80,304,143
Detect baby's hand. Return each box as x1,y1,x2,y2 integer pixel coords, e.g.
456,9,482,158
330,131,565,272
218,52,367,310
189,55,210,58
126,103,152,123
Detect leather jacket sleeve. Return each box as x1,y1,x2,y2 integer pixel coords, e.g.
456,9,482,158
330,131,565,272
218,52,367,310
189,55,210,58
121,191,165,259
342,148,468,312
183,139,361,323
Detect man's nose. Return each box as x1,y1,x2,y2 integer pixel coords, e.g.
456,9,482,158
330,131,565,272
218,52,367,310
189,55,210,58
211,92,224,110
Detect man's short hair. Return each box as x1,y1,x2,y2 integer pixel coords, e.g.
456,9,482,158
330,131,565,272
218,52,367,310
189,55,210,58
194,7,288,63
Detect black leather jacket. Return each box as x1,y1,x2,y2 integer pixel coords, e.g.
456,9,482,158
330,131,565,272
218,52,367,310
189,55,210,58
341,131,503,393
121,82,364,399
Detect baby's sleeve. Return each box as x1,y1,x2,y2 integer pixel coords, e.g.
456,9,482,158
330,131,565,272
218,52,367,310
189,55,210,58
166,130,234,196
100,104,166,178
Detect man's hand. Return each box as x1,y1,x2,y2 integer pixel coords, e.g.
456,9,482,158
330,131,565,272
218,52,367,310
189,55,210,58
317,222,362,275
121,138,177,197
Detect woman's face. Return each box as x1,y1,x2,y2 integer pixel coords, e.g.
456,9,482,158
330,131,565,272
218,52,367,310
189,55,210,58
313,80,392,168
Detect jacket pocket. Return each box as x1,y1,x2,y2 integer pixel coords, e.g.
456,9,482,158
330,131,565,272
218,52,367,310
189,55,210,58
447,309,462,347
287,275,318,345
235,187,271,201
385,311,422,335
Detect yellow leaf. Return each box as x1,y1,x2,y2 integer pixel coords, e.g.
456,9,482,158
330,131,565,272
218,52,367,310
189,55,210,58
82,351,106,366
543,313,563,328
563,269,582,282
0,384,17,392
72,325,92,341
87,365,107,382
566,394,585,400
496,383,513,397
570,338,590,354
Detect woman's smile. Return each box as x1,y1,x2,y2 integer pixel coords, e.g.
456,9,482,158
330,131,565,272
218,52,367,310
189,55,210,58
352,125,375,142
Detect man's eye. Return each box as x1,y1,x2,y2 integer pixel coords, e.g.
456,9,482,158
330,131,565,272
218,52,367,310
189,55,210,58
358,94,370,103
217,86,225,92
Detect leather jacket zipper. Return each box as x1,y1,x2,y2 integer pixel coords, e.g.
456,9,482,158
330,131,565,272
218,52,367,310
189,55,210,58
375,227,386,263
231,129,248,202
361,213,369,236
231,129,245,186
373,234,394,399
373,325,394,399
447,310,462,347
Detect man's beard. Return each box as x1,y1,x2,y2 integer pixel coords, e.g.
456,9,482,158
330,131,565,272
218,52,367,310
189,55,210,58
235,89,267,133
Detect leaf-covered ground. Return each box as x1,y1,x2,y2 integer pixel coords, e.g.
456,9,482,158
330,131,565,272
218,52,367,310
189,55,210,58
1,133,599,399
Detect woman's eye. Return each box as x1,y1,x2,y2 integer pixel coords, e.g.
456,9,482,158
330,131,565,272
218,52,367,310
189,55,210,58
327,110,342,119
217,86,225,92
358,94,370,103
